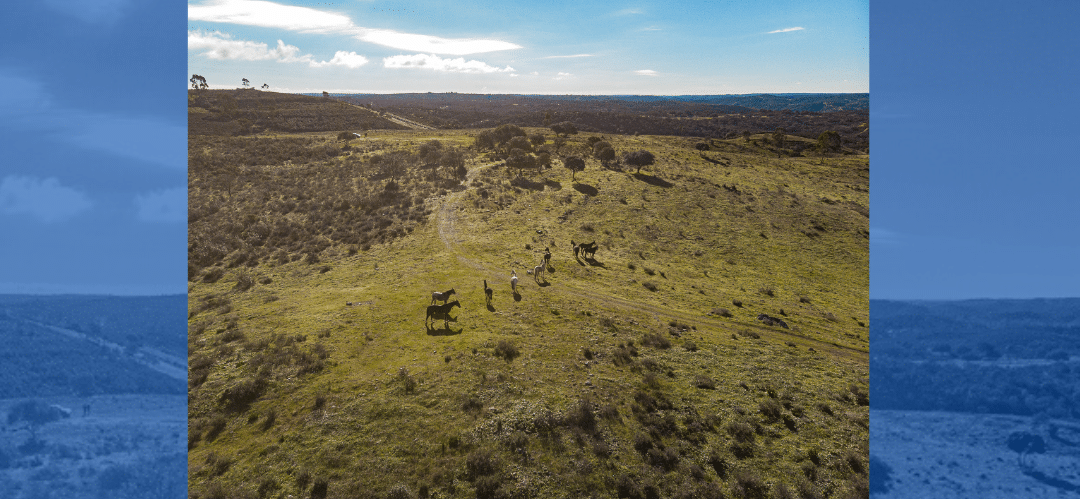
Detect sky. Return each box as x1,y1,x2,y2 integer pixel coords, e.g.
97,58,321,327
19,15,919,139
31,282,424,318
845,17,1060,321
2,0,1077,300
186,0,869,95
0,1,187,295
871,0,1080,299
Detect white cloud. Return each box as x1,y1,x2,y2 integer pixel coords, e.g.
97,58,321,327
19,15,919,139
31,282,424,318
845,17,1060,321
356,30,520,56
0,70,184,169
45,0,130,25
383,54,514,74
134,187,186,223
189,31,314,63
615,8,644,15
0,176,92,223
190,31,370,69
555,72,573,80
189,0,521,55
310,51,369,69
634,70,658,76
767,27,804,34
189,0,352,33
543,54,593,59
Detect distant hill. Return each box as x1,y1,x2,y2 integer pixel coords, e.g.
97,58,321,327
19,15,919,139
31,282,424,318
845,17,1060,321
871,298,1080,416
0,294,186,398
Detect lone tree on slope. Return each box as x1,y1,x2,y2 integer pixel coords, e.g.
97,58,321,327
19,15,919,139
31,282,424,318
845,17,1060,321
1007,431,1046,467
550,121,578,138
772,127,786,157
623,150,655,174
190,74,208,90
815,130,841,164
563,155,586,180
242,78,249,87
261,83,269,89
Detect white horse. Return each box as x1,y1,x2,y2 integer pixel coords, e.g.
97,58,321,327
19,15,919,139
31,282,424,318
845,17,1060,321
533,259,545,283
510,270,518,293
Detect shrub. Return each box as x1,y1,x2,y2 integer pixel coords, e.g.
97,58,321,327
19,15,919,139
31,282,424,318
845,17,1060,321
642,281,658,292
641,332,671,349
494,340,519,361
711,308,733,317
311,477,328,499
759,398,784,422
732,299,743,307
398,368,417,393
466,449,499,479
759,286,775,297
869,455,893,494
564,396,597,433
692,375,715,390
733,470,768,499
727,421,755,443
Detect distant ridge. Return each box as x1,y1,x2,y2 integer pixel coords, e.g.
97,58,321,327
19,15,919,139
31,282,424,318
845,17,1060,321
308,92,869,112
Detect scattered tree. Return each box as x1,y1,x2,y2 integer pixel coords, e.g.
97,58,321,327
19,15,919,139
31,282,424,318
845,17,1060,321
242,78,250,87
564,155,586,180
261,83,269,90
529,134,546,147
772,127,786,157
623,150,656,174
474,130,496,151
551,121,578,137
596,145,616,167
190,74,208,90
536,151,551,171
507,149,536,177
507,135,533,154
322,91,330,99
814,130,841,163
419,140,444,178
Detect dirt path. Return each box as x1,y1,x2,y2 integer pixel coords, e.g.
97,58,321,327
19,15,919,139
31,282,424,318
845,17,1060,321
341,102,436,131
434,163,865,362
14,317,186,381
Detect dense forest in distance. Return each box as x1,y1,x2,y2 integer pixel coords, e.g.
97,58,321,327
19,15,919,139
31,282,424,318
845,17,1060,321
872,299,1080,418
189,89,868,153
0,294,186,398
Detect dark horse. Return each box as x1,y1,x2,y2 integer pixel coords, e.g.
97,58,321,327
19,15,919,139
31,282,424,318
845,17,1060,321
483,280,493,304
431,288,456,305
581,241,598,259
426,300,461,327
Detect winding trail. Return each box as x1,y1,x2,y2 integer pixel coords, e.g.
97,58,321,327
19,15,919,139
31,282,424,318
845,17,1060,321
434,163,866,362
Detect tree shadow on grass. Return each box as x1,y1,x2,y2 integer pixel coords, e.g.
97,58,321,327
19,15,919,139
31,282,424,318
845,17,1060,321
584,258,607,269
543,179,562,190
573,183,599,196
1022,469,1079,493
633,173,674,188
510,176,546,191
537,281,551,288
426,324,463,336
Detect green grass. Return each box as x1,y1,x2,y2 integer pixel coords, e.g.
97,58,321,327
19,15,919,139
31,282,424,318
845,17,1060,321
188,127,868,499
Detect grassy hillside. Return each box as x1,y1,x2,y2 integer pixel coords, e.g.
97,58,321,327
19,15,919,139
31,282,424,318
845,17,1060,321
188,124,868,499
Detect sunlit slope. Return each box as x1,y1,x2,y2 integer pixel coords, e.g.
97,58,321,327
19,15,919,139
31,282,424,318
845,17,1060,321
187,128,869,499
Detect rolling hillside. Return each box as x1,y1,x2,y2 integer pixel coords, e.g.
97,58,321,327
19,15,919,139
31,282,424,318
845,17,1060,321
188,95,869,499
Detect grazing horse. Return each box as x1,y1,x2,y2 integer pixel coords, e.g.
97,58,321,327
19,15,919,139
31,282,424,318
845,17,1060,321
484,280,493,304
757,313,789,329
431,288,456,305
426,300,461,327
571,240,582,258
533,260,545,282
510,270,518,293
543,247,552,267
581,241,598,259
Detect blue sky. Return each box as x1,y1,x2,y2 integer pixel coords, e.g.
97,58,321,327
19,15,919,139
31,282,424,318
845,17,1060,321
3,0,1077,300
187,0,869,94
871,0,1080,299
0,1,187,295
